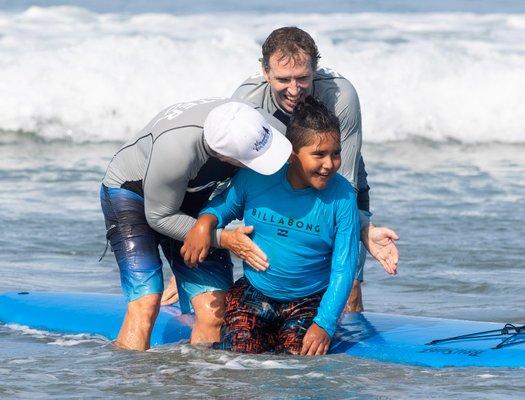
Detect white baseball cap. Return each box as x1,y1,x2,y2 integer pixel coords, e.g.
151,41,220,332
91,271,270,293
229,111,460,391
203,102,292,175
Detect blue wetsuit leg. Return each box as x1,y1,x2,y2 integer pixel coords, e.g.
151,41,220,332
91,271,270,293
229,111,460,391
100,184,164,302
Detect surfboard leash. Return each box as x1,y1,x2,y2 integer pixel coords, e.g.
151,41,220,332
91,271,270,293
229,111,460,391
426,323,525,349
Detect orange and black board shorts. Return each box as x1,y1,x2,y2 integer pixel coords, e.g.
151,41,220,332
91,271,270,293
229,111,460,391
214,277,324,354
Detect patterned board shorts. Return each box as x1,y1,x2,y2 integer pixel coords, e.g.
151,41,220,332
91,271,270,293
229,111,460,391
214,277,324,354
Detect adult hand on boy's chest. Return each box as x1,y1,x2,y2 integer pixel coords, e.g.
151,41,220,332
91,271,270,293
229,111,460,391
300,323,331,356
220,226,269,271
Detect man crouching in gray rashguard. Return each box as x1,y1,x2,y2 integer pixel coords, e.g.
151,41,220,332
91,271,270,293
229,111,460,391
100,99,291,350
232,27,400,312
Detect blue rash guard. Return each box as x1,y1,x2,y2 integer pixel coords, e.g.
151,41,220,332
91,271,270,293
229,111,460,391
201,165,360,337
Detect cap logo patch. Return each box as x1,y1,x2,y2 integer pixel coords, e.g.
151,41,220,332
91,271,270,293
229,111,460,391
253,126,271,152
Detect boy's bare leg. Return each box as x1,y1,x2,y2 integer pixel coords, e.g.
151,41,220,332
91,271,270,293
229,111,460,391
344,279,363,313
190,290,227,344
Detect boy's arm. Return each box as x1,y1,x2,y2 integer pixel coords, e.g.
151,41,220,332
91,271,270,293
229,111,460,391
201,171,246,228
180,174,245,267
311,193,361,338
181,171,268,270
181,215,268,271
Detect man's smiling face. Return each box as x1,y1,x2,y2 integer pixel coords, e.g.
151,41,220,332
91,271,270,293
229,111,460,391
262,51,314,113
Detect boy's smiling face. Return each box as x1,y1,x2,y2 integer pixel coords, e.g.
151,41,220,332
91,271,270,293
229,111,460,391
287,132,341,190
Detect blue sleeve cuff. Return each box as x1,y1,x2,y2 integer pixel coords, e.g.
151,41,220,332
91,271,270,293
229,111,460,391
313,316,335,338
199,208,224,228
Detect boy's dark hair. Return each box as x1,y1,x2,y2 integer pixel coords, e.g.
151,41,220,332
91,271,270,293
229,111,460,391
261,27,321,71
287,96,340,152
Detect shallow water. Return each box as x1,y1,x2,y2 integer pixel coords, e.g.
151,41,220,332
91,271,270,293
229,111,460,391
1,139,524,399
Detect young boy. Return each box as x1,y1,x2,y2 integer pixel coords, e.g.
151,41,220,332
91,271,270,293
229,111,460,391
184,97,359,355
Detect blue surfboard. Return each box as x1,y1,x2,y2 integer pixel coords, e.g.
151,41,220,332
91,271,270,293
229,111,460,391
1,291,523,368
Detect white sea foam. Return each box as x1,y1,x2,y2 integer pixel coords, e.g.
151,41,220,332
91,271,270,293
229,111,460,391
190,355,302,370
5,323,107,345
0,6,524,143
287,372,326,379
48,336,107,346
6,323,55,338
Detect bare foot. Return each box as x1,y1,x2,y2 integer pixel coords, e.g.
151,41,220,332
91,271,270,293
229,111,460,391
160,276,179,306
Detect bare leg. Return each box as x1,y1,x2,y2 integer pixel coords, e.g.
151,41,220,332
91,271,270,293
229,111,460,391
344,279,363,313
115,293,161,351
190,291,226,344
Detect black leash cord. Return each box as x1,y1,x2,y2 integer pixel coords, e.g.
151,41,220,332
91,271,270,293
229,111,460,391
426,323,525,350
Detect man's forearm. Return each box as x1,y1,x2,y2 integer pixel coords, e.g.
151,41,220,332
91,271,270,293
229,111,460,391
146,211,196,242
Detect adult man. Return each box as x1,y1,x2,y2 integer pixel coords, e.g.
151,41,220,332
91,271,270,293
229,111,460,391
232,27,399,311
100,99,291,350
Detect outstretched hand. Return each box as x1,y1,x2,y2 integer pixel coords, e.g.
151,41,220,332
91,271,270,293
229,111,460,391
220,226,269,271
362,225,399,275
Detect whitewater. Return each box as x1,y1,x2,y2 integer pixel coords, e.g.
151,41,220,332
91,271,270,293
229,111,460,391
0,6,524,143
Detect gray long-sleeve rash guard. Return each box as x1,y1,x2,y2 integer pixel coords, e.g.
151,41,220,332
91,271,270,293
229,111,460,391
232,67,370,214
103,98,286,244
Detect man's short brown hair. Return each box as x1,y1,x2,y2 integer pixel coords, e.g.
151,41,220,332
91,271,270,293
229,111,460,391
261,27,321,71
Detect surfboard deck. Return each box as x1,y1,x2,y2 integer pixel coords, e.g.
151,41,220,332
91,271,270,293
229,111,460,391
1,291,523,368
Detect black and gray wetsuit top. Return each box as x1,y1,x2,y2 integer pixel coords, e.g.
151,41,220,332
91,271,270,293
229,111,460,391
103,98,286,246
232,68,370,214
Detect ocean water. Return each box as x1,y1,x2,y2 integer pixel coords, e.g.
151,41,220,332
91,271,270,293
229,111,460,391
0,1,524,399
